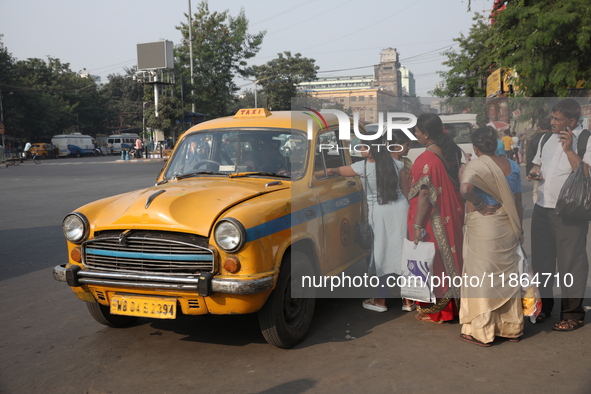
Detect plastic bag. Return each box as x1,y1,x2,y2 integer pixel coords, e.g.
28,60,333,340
522,287,542,323
516,246,542,323
400,239,436,303
555,162,591,220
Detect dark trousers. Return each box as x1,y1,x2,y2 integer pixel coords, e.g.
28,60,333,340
531,204,589,321
513,148,520,163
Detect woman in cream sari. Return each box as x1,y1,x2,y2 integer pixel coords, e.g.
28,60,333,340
459,126,524,346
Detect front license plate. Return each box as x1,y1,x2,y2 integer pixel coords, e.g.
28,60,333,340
110,295,177,319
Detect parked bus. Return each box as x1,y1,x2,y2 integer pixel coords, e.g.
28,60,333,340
51,133,95,157
107,133,140,155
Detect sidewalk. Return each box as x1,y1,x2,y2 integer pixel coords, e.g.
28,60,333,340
115,157,168,163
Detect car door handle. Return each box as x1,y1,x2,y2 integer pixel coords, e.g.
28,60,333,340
347,181,357,187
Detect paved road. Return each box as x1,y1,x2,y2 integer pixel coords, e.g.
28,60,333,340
1,156,590,393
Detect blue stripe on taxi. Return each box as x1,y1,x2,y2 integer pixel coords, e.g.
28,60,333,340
245,190,362,242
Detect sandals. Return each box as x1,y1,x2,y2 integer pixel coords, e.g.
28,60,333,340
362,298,387,313
460,334,492,347
415,312,444,324
553,319,584,332
402,299,416,312
534,311,548,323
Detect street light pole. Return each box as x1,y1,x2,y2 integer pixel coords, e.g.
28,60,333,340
242,77,266,108
188,0,195,113
254,80,258,108
142,101,147,138
0,89,5,149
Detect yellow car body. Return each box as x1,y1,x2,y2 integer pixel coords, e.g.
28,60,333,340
29,143,52,157
54,109,369,348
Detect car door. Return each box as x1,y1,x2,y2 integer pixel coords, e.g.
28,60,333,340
311,129,365,275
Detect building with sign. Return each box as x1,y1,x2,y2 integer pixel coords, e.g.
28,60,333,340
297,48,415,123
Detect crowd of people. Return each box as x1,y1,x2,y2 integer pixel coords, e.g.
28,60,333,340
340,99,590,347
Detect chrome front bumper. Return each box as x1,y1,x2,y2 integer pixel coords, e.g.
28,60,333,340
53,264,275,296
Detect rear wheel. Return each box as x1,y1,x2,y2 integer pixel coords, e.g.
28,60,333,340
86,302,138,327
258,251,316,348
33,154,44,164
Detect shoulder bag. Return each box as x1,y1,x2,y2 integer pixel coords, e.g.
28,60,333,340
354,160,373,250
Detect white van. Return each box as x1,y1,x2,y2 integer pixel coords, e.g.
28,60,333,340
107,133,139,155
51,133,95,157
365,114,476,162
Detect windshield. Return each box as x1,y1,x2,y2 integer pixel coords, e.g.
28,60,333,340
163,128,309,180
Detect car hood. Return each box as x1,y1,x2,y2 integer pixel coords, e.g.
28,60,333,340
89,178,289,236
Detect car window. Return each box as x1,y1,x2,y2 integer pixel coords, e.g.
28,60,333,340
445,123,473,144
164,128,308,180
314,130,346,179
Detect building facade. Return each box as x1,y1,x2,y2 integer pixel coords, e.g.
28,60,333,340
297,48,415,123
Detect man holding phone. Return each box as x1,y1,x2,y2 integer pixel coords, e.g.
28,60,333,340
528,99,591,332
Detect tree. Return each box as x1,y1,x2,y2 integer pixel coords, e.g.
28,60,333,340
8,56,105,140
248,51,319,111
227,88,266,114
437,2,591,98
145,96,184,138
431,14,495,99
489,0,591,96
100,67,145,133
176,1,265,118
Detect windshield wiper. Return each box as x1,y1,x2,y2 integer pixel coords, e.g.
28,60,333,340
229,172,291,179
174,171,226,180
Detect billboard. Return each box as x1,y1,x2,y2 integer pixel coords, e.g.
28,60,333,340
486,68,502,98
137,40,174,70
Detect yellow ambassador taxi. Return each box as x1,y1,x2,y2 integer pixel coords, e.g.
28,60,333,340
53,108,369,348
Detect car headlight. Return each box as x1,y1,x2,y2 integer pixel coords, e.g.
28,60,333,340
62,213,89,244
214,218,245,253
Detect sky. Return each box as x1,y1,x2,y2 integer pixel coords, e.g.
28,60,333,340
1,0,494,97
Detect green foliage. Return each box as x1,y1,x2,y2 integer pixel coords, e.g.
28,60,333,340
248,51,319,111
1,51,105,141
226,89,267,114
176,1,265,118
431,14,494,98
99,67,145,132
437,2,591,98
490,0,591,96
145,96,184,135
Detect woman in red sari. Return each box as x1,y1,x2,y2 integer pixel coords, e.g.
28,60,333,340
407,113,465,323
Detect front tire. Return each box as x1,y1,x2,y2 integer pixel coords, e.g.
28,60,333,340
86,302,138,327
258,251,316,348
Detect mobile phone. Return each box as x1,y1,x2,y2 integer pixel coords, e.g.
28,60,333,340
528,172,541,179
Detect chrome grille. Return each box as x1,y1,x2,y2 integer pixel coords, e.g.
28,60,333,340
82,231,214,274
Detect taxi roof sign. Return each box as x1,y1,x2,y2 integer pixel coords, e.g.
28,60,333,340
234,108,272,118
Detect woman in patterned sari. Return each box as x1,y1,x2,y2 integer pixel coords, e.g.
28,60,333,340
458,126,524,346
407,113,465,323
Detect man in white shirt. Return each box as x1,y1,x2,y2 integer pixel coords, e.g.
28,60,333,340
511,131,520,164
527,99,591,331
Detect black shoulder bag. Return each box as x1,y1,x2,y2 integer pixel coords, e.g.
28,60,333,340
354,160,374,250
